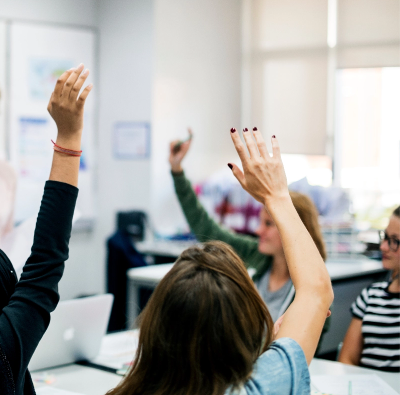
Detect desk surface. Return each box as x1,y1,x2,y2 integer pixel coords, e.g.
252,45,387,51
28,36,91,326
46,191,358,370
309,358,399,392
127,259,385,284
33,364,121,395
136,239,196,257
32,356,399,394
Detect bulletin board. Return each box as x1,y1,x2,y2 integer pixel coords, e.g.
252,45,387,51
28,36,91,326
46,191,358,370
8,22,96,225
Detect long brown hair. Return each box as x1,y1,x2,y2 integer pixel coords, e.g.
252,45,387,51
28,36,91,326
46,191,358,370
107,241,274,395
290,190,327,261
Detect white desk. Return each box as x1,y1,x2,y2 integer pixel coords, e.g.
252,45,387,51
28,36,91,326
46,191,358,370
126,259,387,355
32,364,121,395
126,259,386,326
135,239,196,258
310,358,400,393
31,350,399,394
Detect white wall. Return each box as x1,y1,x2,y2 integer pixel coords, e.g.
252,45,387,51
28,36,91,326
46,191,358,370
86,0,153,298
150,0,242,234
0,0,97,26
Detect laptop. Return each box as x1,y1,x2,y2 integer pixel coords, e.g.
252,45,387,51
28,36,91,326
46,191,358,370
29,293,114,371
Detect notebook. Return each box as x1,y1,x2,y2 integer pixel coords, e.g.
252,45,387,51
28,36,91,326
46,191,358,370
29,294,114,371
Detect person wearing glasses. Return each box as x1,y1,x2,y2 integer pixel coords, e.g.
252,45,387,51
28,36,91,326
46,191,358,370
339,206,400,372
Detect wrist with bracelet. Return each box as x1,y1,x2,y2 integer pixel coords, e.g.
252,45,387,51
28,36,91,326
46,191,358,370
51,140,82,157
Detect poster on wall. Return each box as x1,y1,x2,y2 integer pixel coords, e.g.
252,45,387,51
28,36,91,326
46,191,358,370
113,122,151,159
18,117,54,180
9,22,96,224
29,59,74,100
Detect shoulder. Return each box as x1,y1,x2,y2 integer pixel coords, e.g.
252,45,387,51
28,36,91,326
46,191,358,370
364,281,391,298
359,281,389,298
243,338,310,395
369,281,390,290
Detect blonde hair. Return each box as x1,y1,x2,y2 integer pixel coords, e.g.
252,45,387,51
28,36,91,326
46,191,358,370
290,190,327,261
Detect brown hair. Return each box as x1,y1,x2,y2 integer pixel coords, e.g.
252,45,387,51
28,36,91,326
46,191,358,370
393,206,400,218
107,241,274,395
290,190,327,261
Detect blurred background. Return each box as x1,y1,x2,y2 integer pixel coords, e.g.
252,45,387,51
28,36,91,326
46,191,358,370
0,0,399,302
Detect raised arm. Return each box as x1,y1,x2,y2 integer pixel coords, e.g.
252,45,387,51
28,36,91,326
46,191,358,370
229,128,334,365
169,130,262,266
0,64,92,392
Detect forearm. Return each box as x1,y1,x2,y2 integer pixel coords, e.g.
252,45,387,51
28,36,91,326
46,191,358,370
338,354,359,365
17,181,78,309
267,196,333,304
49,133,82,187
338,318,363,365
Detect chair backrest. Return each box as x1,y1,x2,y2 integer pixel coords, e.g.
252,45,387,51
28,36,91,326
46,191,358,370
117,210,147,242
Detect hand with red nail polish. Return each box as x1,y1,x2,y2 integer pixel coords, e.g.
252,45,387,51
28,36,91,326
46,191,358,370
228,129,289,206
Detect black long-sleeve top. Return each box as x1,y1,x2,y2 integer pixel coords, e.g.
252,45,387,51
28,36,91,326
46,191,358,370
0,181,78,395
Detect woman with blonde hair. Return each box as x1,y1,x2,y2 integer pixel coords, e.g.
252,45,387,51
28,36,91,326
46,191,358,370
107,130,333,395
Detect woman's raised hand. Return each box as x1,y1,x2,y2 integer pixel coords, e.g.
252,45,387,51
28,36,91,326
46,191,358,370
228,128,289,207
47,64,93,187
47,63,93,150
169,128,193,173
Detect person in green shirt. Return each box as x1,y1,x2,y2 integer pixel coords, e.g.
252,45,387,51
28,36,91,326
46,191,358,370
169,130,330,337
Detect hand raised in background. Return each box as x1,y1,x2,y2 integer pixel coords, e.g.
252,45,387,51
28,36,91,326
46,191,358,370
169,128,193,173
228,128,289,207
47,63,93,150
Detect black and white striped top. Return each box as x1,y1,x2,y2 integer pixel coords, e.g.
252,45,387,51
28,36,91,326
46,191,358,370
351,281,400,373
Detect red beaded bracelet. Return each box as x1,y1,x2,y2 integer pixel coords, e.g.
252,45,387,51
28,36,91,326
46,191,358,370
51,140,82,157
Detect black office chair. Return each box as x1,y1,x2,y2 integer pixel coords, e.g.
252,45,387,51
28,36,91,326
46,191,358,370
117,210,147,241
106,211,148,332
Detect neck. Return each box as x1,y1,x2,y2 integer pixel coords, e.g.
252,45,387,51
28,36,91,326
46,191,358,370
389,271,400,293
270,252,290,279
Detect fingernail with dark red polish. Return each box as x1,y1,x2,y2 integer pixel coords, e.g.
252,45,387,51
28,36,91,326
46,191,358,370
272,135,276,138
253,127,258,131
230,128,236,133
228,163,233,170
243,128,248,132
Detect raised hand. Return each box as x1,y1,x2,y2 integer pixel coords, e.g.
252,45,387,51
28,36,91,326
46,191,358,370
169,128,193,173
47,63,93,187
47,63,93,150
228,128,289,207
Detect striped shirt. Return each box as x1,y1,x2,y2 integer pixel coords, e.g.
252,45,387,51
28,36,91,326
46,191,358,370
351,281,400,373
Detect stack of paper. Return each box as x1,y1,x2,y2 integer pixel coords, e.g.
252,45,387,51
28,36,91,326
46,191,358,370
91,330,139,372
312,374,399,395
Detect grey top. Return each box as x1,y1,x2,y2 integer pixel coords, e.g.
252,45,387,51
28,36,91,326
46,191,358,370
225,337,310,395
255,269,293,322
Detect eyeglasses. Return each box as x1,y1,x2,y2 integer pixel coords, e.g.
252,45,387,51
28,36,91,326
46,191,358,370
378,231,400,252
